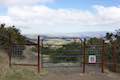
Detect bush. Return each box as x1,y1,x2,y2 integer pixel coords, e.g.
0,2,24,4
50,42,82,63
31,47,37,52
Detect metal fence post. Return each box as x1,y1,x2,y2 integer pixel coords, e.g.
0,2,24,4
101,40,105,73
41,39,43,69
8,34,12,67
37,35,40,73
83,38,86,73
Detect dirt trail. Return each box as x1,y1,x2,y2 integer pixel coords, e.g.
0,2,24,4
40,68,120,80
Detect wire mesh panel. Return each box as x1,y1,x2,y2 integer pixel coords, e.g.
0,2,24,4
116,44,120,72
11,44,38,65
83,37,105,73
116,44,120,73
85,45,103,72
41,37,84,73
104,44,114,71
9,35,40,73
105,43,120,72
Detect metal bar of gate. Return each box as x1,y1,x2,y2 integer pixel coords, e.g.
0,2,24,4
83,38,86,73
101,40,105,73
12,43,38,46
42,37,81,40
37,36,40,73
41,39,43,69
8,35,11,67
12,63,37,66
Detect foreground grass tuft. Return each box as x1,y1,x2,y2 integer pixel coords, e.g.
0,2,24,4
0,66,47,80
0,51,48,80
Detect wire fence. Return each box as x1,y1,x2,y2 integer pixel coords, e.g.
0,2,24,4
8,35,120,73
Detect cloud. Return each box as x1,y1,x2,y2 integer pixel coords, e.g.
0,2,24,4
8,6,94,25
94,5,120,27
0,0,55,6
0,5,120,34
0,16,11,24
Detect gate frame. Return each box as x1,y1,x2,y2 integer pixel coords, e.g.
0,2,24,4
83,39,105,73
41,37,84,71
8,35,118,73
8,35,42,73
112,42,117,72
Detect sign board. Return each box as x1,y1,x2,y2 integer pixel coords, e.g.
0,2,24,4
89,55,96,63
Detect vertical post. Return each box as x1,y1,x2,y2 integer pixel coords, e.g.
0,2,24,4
8,34,12,67
37,35,40,73
112,43,117,72
79,38,82,67
41,39,43,69
104,43,107,69
83,38,86,73
101,40,105,73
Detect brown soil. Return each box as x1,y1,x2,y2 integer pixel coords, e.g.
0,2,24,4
40,67,120,80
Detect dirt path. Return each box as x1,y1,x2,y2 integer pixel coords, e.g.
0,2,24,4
40,68,120,80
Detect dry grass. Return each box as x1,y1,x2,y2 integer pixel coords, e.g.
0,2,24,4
0,50,47,80
0,66,47,80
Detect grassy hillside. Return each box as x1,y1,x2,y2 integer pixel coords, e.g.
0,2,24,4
0,50,47,80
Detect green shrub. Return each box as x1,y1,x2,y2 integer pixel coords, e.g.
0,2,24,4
50,42,82,63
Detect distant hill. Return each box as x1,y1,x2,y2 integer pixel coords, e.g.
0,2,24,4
24,31,108,39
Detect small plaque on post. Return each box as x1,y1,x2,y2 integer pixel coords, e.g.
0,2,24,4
89,55,96,63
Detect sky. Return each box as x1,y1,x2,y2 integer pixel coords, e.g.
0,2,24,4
0,0,120,34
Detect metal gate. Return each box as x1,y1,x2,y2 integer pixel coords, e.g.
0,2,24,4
41,37,84,73
8,36,41,72
8,35,119,73
84,39,105,73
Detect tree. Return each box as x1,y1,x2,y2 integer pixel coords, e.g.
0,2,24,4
105,32,115,43
87,37,103,45
115,29,120,44
0,24,26,49
0,24,10,49
105,29,120,64
0,24,26,58
114,29,120,63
